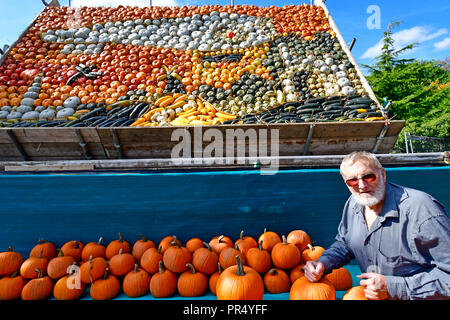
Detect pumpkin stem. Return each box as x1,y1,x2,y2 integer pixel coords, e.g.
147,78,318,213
263,228,267,233
97,237,103,245
307,244,314,251
240,230,244,240
157,246,162,254
134,264,139,273
118,232,124,243
235,255,245,276
158,260,165,274
139,234,148,242
186,263,196,274
34,268,43,278
103,268,109,280
38,239,47,244
217,262,222,274
282,235,287,245
118,248,123,255
10,270,20,278
171,239,181,248
218,235,224,243
234,243,240,251
8,246,13,252
203,241,212,251
38,248,44,259
74,241,80,249
57,248,64,257
269,268,278,275
258,240,263,250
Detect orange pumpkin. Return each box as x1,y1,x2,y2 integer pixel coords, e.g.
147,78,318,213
140,247,163,274
209,235,234,255
150,260,177,298
29,239,57,260
324,267,353,291
235,230,257,256
342,286,368,300
0,271,27,300
271,235,301,270
132,234,156,263
192,242,219,275
264,268,291,294
158,235,181,254
290,276,335,300
61,240,84,261
105,232,131,260
90,268,121,300
0,246,24,276
289,264,305,284
286,230,312,252
20,249,49,279
80,256,108,284
245,240,272,274
185,237,204,253
257,228,281,252
302,244,325,262
109,248,135,277
53,265,86,300
208,262,222,296
123,264,150,298
163,241,192,274
177,263,208,297
219,244,246,270
47,249,75,280
81,237,105,261
216,255,264,300
21,268,54,300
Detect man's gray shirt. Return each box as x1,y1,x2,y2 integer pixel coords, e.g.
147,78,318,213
317,182,450,300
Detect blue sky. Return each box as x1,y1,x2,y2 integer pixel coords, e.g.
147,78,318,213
0,0,449,72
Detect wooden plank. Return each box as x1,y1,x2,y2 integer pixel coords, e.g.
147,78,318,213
0,128,102,144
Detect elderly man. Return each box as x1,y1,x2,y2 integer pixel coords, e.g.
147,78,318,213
304,151,450,300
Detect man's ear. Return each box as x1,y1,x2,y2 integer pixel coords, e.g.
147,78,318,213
381,168,386,182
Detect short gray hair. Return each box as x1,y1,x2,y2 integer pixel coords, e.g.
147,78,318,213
340,151,383,177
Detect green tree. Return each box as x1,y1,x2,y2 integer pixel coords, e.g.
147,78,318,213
363,21,450,152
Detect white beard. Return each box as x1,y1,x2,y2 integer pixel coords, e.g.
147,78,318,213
351,182,386,207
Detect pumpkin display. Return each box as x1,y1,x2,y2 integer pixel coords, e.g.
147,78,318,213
264,268,291,294
122,264,151,298
208,262,222,296
149,261,178,298
0,246,24,276
258,228,281,252
286,230,312,252
245,240,272,274
289,264,305,284
290,276,336,300
80,256,108,284
192,242,219,275
61,240,84,261
105,232,131,260
29,239,57,260
216,255,264,300
132,234,156,263
109,248,136,277
324,267,353,291
20,249,49,279
219,243,246,270
21,268,54,300
47,249,75,280
185,237,204,253
0,271,28,300
235,230,257,256
53,264,86,300
90,268,121,300
81,237,106,261
302,244,325,262
140,246,163,274
342,286,368,300
177,263,208,297
208,235,234,255
162,240,192,273
271,235,301,270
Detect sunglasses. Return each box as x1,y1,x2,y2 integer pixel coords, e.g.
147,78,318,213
345,173,377,187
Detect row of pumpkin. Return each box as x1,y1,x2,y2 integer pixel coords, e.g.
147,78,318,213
0,229,368,300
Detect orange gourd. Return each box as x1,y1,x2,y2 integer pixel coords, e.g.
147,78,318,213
0,246,24,276
47,249,75,280
29,239,57,260
0,271,27,300
245,240,272,274
20,249,49,279
324,267,353,291
132,234,156,263
150,261,177,298
219,243,246,270
286,230,312,252
177,263,208,297
257,228,281,252
192,242,219,275
264,268,291,294
235,230,257,256
81,237,105,261
208,262,222,296
61,240,84,261
109,248,135,277
140,246,163,274
271,235,301,270
80,256,108,284
90,268,121,300
53,264,86,300
21,268,54,300
185,237,204,253
122,264,150,298
163,241,192,274
289,264,305,284
342,286,368,300
290,276,335,300
105,232,131,260
302,244,325,262
208,235,233,255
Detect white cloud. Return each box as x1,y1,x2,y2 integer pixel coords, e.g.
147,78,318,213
434,37,450,51
361,26,449,60
70,0,179,7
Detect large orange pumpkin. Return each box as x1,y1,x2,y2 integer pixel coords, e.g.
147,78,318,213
177,263,208,297
90,268,121,300
219,244,246,270
123,264,150,298
290,276,335,300
271,235,301,270
105,232,131,260
257,228,281,252
29,239,57,260
80,256,108,284
0,246,24,276
216,255,264,300
245,240,272,274
286,230,312,252
264,268,291,294
235,230,257,256
209,235,233,255
150,260,177,298
53,265,86,300
81,237,105,261
163,241,192,274
301,244,325,262
0,271,27,300
192,242,219,275
21,268,54,300
132,234,156,263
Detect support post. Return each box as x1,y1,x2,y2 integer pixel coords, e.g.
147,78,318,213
110,128,124,159
74,129,92,160
6,129,29,161
303,124,315,156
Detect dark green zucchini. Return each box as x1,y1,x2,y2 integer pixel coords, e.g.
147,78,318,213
129,102,149,119
90,116,108,126
79,107,106,121
63,118,82,127
356,112,383,119
119,118,137,127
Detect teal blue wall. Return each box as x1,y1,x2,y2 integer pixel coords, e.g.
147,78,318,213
1,167,449,257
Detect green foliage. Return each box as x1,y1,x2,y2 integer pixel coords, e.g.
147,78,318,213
362,21,450,152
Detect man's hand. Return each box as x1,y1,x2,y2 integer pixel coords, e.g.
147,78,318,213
357,273,389,300
304,260,325,282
